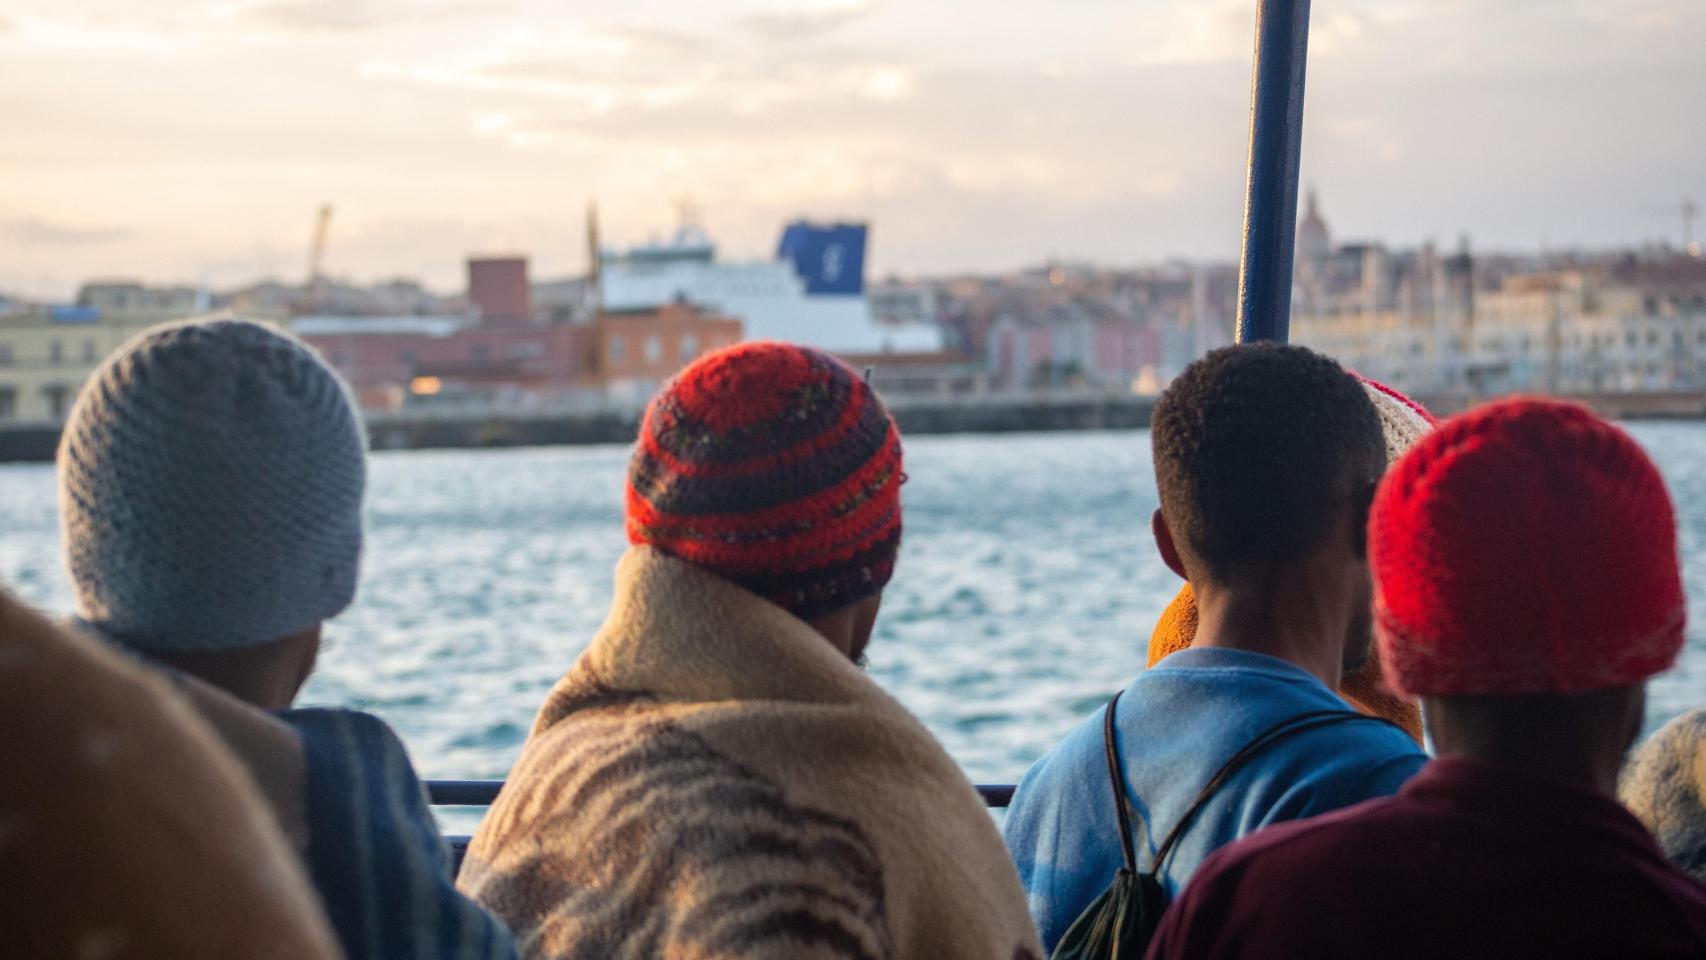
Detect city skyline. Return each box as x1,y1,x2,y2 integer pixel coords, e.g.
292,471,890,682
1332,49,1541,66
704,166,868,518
3,0,1703,300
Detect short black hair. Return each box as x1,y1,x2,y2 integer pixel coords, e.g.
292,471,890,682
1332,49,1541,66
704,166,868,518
1152,343,1384,584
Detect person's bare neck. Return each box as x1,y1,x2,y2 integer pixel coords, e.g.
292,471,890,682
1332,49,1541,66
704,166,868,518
1189,572,1346,689
1431,736,1619,795
1425,689,1644,797
806,594,881,666
145,628,321,712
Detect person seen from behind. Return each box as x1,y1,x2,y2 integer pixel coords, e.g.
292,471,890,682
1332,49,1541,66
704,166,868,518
1148,398,1706,959
1144,375,1436,743
1002,343,1427,954
2,587,339,960
57,318,516,960
459,341,1043,960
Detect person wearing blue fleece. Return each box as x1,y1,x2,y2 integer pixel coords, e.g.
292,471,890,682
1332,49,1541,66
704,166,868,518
58,318,516,960
1002,344,1426,953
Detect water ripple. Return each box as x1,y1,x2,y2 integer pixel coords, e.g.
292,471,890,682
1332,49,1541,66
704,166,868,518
1,428,1703,833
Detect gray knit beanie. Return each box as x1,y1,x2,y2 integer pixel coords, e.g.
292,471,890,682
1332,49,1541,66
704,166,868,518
59,319,366,651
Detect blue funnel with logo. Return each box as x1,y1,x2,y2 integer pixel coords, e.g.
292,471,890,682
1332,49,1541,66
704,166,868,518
777,221,867,296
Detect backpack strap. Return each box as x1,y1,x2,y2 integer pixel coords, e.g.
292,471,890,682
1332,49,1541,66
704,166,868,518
1099,690,1138,874
1149,709,1403,873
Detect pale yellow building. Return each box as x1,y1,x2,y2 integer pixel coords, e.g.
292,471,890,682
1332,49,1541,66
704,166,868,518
0,308,212,423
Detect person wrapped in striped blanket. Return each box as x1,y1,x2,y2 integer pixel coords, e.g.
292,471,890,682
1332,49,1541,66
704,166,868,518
461,343,1042,959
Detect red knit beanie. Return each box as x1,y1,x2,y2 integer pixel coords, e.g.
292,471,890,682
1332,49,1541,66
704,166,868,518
1372,397,1685,697
626,341,903,620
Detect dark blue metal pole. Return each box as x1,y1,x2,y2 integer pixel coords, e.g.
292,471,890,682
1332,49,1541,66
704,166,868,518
1235,0,1312,344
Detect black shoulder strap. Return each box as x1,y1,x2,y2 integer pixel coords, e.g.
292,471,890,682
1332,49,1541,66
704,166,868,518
1150,709,1403,873
1100,690,1138,873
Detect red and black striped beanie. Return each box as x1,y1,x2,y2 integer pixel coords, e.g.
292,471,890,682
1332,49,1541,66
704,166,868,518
626,341,903,620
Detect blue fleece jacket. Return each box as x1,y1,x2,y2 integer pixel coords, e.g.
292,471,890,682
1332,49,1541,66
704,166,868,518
1003,647,1426,953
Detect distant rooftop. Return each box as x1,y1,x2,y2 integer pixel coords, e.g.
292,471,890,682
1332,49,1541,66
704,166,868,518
290,315,476,337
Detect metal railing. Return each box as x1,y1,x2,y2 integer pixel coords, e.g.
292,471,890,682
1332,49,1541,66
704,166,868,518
427,779,1015,809
428,779,1016,873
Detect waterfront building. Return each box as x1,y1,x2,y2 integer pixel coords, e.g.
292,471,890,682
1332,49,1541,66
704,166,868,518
220,277,453,319
296,301,740,412
592,301,743,405
77,280,209,315
467,257,532,324
0,302,211,422
986,302,1163,392
1292,198,1706,399
295,314,594,411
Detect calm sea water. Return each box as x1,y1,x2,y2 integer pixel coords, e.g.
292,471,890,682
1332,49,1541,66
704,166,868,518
3,426,1704,828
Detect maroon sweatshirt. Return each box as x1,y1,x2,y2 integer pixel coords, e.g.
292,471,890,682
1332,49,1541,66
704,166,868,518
1147,756,1706,960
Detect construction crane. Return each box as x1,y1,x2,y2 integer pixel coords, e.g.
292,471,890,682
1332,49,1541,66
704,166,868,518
1640,198,1699,255
305,204,333,312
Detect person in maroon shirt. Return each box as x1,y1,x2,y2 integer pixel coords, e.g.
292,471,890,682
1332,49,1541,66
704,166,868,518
1147,397,1706,960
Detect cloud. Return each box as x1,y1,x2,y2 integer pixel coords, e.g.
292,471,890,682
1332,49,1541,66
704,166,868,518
732,0,881,41
603,25,703,59
0,217,130,245
372,19,923,121
236,0,504,35
238,0,389,33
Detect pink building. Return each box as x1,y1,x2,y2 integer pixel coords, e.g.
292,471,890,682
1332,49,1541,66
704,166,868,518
989,313,1160,389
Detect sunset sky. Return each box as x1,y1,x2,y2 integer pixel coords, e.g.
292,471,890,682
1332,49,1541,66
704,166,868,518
2,0,1702,299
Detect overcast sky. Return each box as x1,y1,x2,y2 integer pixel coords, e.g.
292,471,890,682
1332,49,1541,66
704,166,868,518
2,0,1702,298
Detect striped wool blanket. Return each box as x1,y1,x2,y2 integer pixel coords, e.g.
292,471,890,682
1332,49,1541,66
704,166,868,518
460,546,1043,960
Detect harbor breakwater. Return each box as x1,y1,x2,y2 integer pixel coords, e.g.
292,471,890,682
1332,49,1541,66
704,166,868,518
365,391,1161,452
3,389,1706,462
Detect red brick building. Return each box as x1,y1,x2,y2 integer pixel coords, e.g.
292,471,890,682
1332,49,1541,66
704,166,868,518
298,300,742,411
593,302,743,402
299,316,594,411
467,257,532,324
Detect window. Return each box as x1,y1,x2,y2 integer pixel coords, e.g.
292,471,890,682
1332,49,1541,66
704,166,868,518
42,383,69,419
644,336,662,363
470,344,490,365
0,344,12,366
511,342,545,359
0,387,15,420
680,334,699,361
609,336,626,362
81,339,97,363
399,348,416,365
49,340,62,364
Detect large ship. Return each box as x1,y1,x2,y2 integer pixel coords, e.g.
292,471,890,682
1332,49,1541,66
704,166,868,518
598,218,944,355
